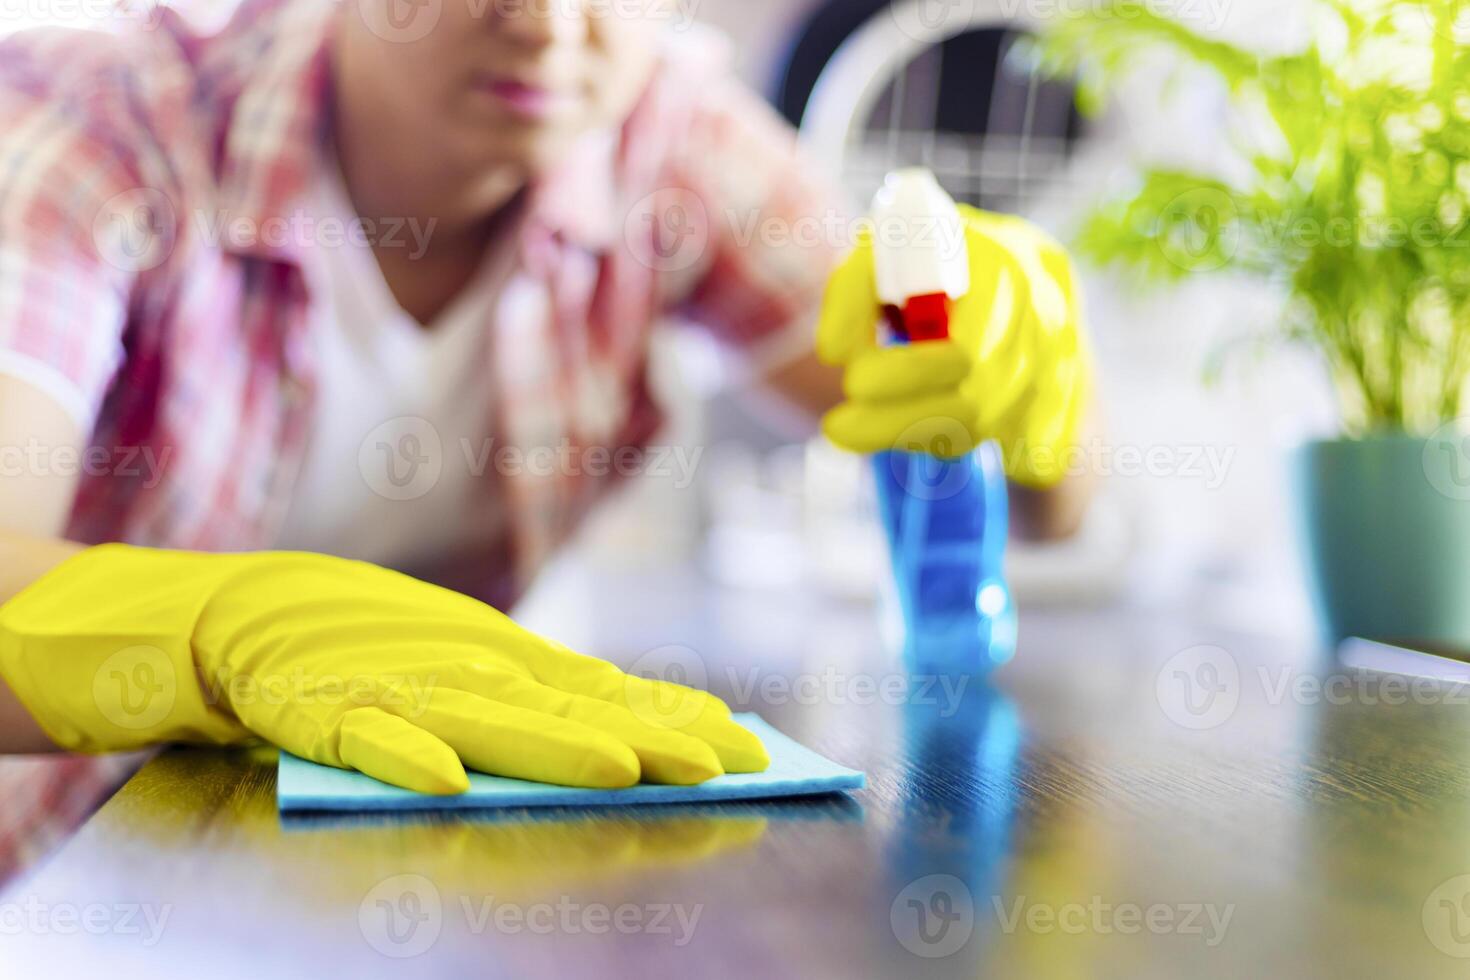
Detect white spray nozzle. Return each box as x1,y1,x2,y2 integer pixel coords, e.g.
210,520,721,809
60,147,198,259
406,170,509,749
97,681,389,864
870,168,970,308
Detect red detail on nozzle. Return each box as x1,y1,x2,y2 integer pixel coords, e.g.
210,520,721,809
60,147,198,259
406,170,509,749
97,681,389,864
903,292,951,342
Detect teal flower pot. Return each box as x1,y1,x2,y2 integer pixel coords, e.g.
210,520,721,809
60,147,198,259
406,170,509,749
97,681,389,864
1292,432,1470,655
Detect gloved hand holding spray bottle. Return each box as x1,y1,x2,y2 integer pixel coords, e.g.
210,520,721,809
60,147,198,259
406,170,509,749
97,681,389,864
818,168,1091,677
869,169,1016,674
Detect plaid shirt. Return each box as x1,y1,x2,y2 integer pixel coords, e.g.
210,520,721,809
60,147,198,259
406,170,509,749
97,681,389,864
0,0,839,884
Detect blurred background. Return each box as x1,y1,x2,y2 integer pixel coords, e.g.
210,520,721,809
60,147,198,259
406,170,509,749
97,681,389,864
1,0,1343,646
593,0,1340,648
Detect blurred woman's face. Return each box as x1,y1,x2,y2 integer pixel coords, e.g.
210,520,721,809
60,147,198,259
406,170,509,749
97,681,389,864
342,0,674,175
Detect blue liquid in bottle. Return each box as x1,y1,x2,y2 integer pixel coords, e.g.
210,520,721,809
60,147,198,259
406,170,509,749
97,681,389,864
873,444,1017,676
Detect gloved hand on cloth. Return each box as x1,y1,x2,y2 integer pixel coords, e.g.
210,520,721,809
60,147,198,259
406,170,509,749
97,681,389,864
0,545,768,795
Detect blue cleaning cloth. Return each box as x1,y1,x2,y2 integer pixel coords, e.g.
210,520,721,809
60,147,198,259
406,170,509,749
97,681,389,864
277,713,865,813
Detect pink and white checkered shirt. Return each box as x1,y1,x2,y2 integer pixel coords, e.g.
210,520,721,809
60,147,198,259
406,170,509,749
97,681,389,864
0,0,840,884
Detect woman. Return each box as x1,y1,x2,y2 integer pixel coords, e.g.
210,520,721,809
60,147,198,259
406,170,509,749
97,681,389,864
0,0,1090,877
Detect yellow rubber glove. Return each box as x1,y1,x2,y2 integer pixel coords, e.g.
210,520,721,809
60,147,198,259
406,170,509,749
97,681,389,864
0,545,769,794
817,205,1091,488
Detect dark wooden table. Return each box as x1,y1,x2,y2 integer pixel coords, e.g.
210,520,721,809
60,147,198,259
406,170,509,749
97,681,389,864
5,565,1470,978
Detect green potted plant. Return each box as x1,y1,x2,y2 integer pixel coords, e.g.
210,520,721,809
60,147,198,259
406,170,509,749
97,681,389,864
1036,0,1470,652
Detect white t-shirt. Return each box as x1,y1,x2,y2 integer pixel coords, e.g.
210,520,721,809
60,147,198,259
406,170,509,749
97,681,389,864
273,161,510,569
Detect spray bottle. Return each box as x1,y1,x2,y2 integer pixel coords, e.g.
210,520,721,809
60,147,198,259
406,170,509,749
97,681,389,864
868,168,1017,676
